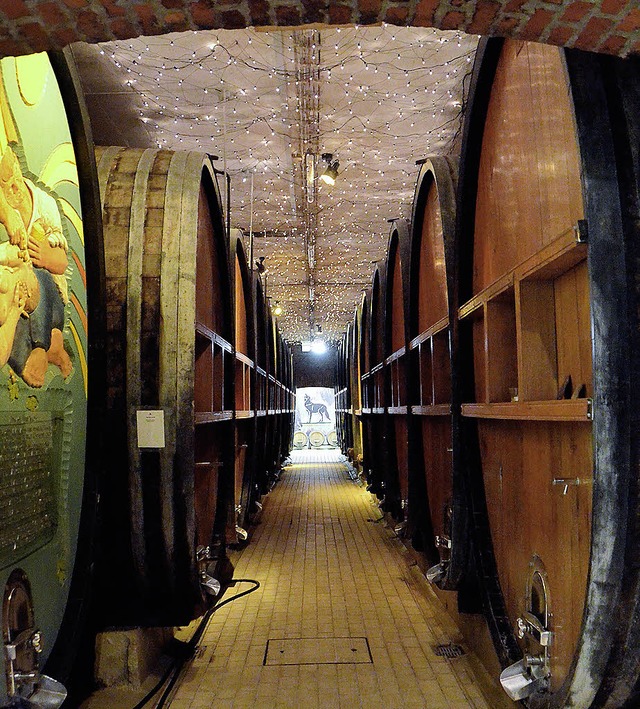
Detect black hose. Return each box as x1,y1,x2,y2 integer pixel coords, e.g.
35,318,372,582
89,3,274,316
132,579,261,709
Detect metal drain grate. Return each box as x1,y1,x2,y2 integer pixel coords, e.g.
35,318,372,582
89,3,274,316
432,643,466,659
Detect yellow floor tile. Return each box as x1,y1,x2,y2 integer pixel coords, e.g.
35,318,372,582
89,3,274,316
83,450,517,709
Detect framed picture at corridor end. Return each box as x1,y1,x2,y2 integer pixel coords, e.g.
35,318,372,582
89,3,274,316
137,408,166,449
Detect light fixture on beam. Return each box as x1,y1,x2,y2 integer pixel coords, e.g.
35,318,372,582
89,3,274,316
320,153,339,186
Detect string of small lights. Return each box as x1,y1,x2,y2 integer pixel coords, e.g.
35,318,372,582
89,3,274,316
98,24,478,344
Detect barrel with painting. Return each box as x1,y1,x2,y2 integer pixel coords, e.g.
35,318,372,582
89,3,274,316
0,50,104,705
454,38,640,706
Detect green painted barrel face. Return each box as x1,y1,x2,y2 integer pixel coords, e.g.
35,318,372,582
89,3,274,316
0,53,87,702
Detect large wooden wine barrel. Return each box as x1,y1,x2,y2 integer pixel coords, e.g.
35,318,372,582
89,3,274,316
348,296,365,475
253,275,269,496
278,330,294,459
455,38,640,706
335,324,354,456
263,305,280,485
96,146,233,626
384,220,411,524
0,50,105,706
344,322,355,453
360,267,390,502
335,333,346,451
230,233,258,540
406,158,465,590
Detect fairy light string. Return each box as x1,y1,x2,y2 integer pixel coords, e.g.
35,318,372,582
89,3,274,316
99,24,478,344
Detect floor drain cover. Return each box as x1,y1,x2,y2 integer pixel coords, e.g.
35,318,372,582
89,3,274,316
264,637,373,666
432,643,466,659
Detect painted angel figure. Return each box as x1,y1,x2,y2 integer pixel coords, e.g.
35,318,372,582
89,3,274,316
0,146,71,387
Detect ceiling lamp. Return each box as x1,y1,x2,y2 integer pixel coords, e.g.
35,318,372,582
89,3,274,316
255,256,266,274
320,153,339,186
311,339,327,355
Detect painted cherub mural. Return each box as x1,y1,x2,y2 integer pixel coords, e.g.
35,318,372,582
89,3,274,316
0,145,71,387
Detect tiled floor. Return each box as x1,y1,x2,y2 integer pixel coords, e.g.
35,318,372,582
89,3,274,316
166,450,514,708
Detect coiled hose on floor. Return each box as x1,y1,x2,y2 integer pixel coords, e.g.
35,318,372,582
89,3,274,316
132,579,261,709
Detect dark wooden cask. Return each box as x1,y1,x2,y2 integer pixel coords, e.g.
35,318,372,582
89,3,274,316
455,39,640,707
360,266,393,507
385,221,411,526
253,276,269,496
348,298,365,475
96,146,232,625
230,233,257,540
406,158,462,589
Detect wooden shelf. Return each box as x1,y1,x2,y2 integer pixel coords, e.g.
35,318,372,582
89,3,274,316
459,225,590,409
235,351,254,367
461,399,592,421
196,411,233,424
385,347,405,365
409,316,449,350
412,404,451,416
516,225,587,282
459,272,514,320
196,323,232,351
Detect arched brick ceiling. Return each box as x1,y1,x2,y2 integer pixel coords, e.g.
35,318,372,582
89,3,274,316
0,1,637,59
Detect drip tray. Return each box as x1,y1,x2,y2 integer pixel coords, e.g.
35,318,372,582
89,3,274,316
432,643,466,659
264,637,373,666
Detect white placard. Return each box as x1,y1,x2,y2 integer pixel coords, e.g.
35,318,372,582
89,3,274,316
136,409,166,448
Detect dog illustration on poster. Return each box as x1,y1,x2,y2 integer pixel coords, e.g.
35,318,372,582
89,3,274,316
304,393,330,423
